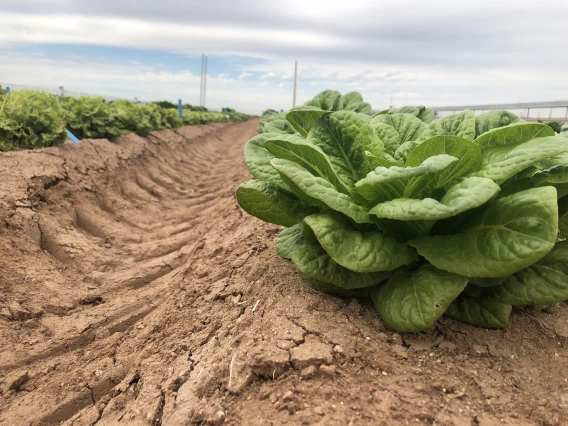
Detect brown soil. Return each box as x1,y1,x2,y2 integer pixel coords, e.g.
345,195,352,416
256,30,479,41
1,120,568,426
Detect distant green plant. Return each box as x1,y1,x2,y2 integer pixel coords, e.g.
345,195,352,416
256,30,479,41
152,100,177,109
0,90,69,151
60,96,120,139
538,119,565,134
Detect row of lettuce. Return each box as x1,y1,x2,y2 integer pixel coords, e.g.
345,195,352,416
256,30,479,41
0,89,254,152
238,89,568,332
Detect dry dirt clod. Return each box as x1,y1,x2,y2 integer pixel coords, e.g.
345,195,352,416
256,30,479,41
320,365,336,375
290,341,333,369
300,365,317,380
438,341,457,354
2,371,29,394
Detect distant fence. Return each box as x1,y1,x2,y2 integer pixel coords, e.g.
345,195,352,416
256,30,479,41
432,101,568,122
0,82,138,103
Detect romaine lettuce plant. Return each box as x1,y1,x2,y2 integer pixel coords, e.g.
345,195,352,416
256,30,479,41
237,106,568,332
0,90,69,151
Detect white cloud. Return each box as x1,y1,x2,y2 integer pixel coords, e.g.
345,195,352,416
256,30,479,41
1,1,568,112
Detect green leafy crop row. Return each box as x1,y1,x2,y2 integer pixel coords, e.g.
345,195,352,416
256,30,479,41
237,90,568,332
0,90,254,151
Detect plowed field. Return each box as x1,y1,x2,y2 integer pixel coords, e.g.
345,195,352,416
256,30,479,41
1,120,567,425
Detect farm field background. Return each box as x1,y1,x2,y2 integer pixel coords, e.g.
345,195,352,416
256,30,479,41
0,113,567,425
3,0,568,425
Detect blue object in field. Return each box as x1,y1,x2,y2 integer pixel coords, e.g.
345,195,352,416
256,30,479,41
5,86,10,93
66,128,80,143
178,99,183,119
222,108,227,116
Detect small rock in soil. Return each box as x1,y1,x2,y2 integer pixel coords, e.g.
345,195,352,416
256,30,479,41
472,344,489,357
333,345,344,354
8,301,34,321
282,390,294,401
438,341,457,354
300,365,317,380
390,345,408,359
320,365,336,375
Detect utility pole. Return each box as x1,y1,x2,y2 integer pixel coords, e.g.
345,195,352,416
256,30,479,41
200,54,208,107
203,55,208,108
293,60,297,108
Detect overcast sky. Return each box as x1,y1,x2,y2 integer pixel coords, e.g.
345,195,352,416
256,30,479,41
1,0,567,114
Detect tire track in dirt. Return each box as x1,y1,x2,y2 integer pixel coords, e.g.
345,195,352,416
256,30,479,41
2,120,568,425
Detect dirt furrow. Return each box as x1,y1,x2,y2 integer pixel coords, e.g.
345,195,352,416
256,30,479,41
1,120,568,426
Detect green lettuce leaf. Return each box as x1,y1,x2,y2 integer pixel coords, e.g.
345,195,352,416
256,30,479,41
418,110,476,142
264,134,353,195
244,133,290,190
445,295,512,329
371,113,425,147
307,111,384,185
473,136,568,183
236,180,316,227
371,264,468,332
303,212,417,272
409,187,558,277
405,135,483,186
275,224,305,260
484,241,568,305
370,177,500,221
475,110,525,137
285,106,331,137
291,242,392,289
271,159,372,224
355,154,458,204
263,119,296,135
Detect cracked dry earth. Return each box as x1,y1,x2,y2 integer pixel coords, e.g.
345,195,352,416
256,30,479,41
1,120,568,426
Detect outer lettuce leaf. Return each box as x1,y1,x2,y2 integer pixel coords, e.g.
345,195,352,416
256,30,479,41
475,122,554,151
275,224,305,260
285,107,331,137
445,295,512,329
303,212,417,272
472,135,568,183
271,159,372,224
244,133,290,190
484,241,568,305
476,123,556,166
409,187,558,277
263,119,296,135
499,165,568,199
264,134,353,196
371,264,467,332
292,242,392,289
236,180,316,227
303,278,377,298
